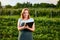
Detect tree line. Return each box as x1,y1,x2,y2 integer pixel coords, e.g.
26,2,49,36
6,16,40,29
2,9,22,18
0,0,60,8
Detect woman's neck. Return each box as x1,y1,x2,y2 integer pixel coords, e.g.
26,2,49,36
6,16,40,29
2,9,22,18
23,18,28,20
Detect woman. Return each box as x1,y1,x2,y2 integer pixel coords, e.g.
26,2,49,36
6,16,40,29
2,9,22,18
17,8,35,40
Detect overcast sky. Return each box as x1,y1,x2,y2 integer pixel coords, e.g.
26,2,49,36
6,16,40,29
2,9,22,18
0,0,59,6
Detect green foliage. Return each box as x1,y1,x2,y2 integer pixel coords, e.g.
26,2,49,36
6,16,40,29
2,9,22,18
56,0,60,8
0,1,58,8
12,2,32,8
34,3,56,8
0,1,2,8
0,16,60,40
5,5,12,8
0,8,60,17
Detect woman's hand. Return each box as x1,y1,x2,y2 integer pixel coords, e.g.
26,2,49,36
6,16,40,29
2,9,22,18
18,26,26,31
25,25,29,29
25,24,35,32
18,23,35,32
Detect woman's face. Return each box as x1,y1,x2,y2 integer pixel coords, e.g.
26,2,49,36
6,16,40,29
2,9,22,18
23,10,29,18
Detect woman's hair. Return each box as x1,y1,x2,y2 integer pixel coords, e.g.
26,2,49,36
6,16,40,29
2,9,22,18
20,8,30,19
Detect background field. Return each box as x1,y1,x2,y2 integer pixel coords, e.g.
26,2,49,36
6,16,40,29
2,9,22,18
0,8,60,40
0,0,60,40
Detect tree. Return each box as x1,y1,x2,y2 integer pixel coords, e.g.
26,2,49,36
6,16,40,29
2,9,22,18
22,2,32,8
39,3,56,8
13,2,32,8
56,0,60,8
33,3,40,8
0,2,2,8
33,3,56,8
5,5,12,8
15,3,21,8
13,3,22,8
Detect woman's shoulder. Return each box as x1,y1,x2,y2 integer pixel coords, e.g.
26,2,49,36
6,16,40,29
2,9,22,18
18,18,22,21
29,18,34,22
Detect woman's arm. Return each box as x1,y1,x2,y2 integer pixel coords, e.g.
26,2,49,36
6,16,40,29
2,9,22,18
17,22,25,31
17,26,25,31
26,23,35,32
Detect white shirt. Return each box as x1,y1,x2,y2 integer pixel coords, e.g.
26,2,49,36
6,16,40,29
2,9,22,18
18,18,34,26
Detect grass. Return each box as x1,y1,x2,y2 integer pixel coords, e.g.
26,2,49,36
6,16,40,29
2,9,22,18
0,15,20,19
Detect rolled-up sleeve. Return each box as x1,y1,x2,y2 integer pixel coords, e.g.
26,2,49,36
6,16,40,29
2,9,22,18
17,18,21,27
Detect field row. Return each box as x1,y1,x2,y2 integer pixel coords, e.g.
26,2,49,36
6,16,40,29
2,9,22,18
0,8,60,17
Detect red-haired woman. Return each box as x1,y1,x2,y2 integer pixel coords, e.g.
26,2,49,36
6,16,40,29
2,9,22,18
17,8,35,40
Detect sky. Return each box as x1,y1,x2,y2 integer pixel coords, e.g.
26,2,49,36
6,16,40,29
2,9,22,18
0,0,59,6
